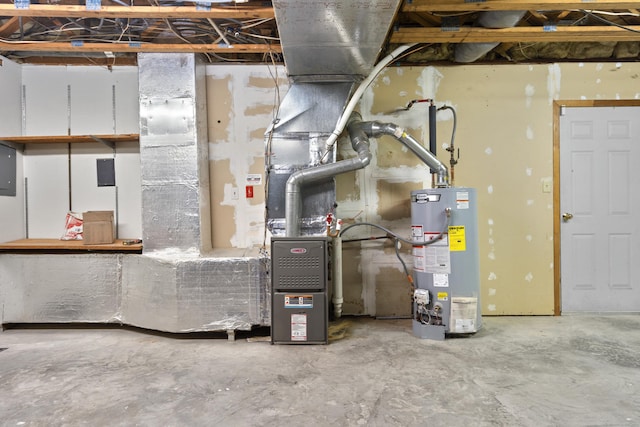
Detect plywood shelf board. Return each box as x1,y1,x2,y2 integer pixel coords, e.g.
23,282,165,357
0,134,139,144
0,238,142,252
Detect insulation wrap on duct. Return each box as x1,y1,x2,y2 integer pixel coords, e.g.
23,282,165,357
138,53,211,253
455,11,526,63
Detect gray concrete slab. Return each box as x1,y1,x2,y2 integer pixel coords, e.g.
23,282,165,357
1,315,639,426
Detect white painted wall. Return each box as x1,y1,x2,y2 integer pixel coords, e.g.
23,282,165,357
0,56,25,242
21,65,141,239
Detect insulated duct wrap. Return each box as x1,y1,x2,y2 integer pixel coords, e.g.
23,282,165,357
0,254,122,323
455,11,526,63
138,53,211,253
273,0,403,76
121,252,268,332
0,252,268,331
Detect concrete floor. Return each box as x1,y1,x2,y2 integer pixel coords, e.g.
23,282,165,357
1,315,639,427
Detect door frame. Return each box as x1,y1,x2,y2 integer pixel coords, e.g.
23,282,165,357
552,99,640,315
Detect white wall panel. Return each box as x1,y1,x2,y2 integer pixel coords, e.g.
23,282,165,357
68,67,114,134
114,141,142,238
69,142,117,213
23,144,69,238
113,67,140,134
21,65,141,239
22,66,69,136
0,56,25,242
0,56,22,136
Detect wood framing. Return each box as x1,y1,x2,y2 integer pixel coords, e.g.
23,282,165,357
0,41,281,54
0,134,139,144
391,25,640,44
0,4,274,19
404,0,640,12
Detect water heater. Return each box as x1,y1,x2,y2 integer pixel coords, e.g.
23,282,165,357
410,187,481,340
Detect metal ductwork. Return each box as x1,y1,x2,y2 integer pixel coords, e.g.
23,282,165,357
266,77,357,236
138,53,211,253
273,0,403,76
455,11,526,63
267,0,404,237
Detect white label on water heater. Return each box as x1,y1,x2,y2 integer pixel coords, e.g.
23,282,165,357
433,273,449,287
456,191,469,209
423,232,451,274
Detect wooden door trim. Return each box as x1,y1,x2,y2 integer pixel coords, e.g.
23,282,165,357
553,99,640,315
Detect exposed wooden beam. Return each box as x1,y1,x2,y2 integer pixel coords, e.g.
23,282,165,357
0,41,281,53
0,4,274,19
407,12,441,28
0,16,25,38
404,0,640,13
391,25,640,43
10,55,138,66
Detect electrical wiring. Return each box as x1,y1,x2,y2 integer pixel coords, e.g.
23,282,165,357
340,208,451,247
262,48,282,250
581,9,640,34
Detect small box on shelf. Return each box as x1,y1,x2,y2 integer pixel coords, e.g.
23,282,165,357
83,211,115,245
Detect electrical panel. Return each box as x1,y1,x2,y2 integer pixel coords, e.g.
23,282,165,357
0,143,16,197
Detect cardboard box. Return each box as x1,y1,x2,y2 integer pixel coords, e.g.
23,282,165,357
83,211,115,245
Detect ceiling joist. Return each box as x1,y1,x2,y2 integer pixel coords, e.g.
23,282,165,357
0,41,281,53
391,25,640,43
404,0,640,12
0,4,275,19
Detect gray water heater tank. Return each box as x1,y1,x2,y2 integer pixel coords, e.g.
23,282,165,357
410,187,482,340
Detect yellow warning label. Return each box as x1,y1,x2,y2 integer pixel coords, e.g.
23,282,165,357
437,292,449,301
448,226,466,251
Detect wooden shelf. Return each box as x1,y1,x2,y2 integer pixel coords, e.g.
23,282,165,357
0,238,142,253
0,134,139,145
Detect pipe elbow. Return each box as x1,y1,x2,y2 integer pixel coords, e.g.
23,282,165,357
358,150,372,168
285,169,304,193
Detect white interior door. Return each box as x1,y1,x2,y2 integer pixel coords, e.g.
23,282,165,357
560,105,640,312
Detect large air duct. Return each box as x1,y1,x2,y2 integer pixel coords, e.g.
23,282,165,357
138,53,211,253
267,0,404,237
455,11,526,63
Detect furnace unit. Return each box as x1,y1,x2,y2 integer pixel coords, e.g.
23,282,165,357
271,237,330,344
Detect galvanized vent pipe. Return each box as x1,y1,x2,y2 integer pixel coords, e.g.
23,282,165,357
363,121,449,187
285,115,449,237
285,112,372,237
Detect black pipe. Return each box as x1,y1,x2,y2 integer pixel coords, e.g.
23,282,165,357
429,103,437,174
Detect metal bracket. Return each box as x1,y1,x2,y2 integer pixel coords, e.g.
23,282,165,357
86,0,101,11
90,135,115,150
14,0,29,10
